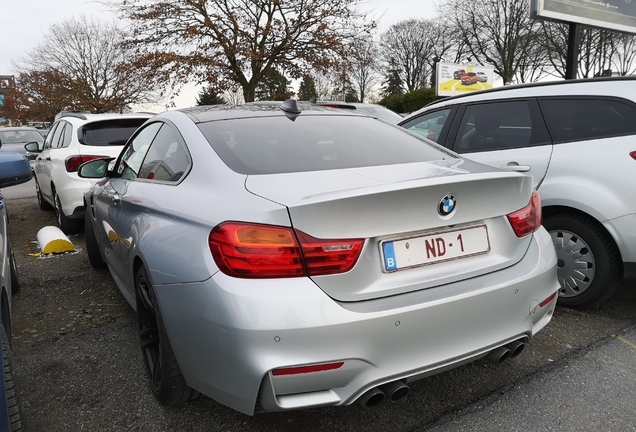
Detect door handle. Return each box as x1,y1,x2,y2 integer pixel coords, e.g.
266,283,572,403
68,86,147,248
503,163,530,172
110,194,121,203
45,157,51,161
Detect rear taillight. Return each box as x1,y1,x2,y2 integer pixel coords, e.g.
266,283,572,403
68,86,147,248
65,155,108,172
506,191,542,238
630,151,636,160
208,222,364,278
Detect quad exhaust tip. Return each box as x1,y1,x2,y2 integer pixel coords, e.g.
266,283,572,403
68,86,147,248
485,340,527,365
358,340,527,409
358,380,410,409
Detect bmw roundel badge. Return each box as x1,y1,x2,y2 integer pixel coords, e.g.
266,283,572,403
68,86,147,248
438,194,456,216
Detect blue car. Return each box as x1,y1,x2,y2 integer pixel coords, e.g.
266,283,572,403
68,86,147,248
0,152,31,431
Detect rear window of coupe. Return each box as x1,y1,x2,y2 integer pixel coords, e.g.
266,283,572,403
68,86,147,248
198,115,451,174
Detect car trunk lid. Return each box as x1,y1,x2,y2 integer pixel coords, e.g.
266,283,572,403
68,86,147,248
245,159,535,302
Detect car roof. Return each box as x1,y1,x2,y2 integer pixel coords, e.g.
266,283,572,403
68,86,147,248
180,101,363,123
55,111,155,123
421,76,636,111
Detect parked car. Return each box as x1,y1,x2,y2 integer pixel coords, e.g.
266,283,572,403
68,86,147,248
476,71,488,82
0,126,43,164
453,69,466,80
79,100,558,415
25,112,153,233
0,153,30,431
461,72,479,85
399,76,636,308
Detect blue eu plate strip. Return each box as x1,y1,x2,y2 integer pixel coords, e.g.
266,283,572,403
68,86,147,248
383,242,397,271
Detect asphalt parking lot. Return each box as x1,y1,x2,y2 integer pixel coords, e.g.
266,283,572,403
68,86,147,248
4,180,636,431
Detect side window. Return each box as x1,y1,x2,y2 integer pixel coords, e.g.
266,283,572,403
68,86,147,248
400,108,452,143
48,121,66,149
43,122,60,150
138,125,190,182
454,101,536,153
539,98,636,143
60,122,73,148
117,122,162,180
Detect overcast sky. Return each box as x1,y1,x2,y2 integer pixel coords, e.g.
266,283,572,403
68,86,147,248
1,0,438,110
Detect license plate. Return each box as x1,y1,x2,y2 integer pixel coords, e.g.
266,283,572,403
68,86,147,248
382,225,490,272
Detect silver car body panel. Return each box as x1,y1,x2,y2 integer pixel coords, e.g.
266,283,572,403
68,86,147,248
153,227,556,415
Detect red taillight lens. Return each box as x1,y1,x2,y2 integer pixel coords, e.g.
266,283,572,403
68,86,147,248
295,230,364,276
65,155,108,172
506,191,542,238
630,151,636,160
209,223,304,278
208,222,364,278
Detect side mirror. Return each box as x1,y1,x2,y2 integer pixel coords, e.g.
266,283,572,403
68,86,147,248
0,153,33,187
78,158,113,179
24,142,40,153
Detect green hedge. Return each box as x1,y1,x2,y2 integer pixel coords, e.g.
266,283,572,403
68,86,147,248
379,88,440,115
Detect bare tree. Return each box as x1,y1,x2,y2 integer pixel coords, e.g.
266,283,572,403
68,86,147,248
380,19,441,92
444,0,544,84
312,72,338,101
21,16,158,112
116,0,376,103
347,38,380,103
611,33,636,76
540,22,621,78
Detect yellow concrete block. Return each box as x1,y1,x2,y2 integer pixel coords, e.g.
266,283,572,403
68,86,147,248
36,226,75,254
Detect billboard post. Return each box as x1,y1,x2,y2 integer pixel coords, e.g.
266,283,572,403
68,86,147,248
565,22,580,80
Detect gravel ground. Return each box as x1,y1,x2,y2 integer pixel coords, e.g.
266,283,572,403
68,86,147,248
5,192,636,432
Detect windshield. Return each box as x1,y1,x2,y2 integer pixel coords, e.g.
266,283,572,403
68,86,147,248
198,115,451,175
0,130,43,144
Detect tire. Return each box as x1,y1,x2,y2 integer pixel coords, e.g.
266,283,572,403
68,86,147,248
53,189,82,234
35,180,53,211
84,212,106,269
135,267,199,405
544,213,621,308
1,326,26,432
9,248,20,295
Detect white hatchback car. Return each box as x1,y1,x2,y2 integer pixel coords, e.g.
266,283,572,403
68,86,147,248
27,112,152,233
400,76,636,308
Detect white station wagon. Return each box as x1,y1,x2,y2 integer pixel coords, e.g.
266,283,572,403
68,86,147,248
400,76,636,308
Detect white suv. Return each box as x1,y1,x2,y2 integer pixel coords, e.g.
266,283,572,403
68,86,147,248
400,77,636,308
27,112,152,233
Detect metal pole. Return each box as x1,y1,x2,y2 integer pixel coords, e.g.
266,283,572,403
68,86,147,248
565,22,580,80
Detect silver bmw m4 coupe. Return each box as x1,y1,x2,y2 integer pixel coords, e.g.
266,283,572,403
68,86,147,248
80,101,559,415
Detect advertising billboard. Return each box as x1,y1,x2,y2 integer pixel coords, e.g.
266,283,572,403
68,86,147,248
436,63,495,97
531,0,636,34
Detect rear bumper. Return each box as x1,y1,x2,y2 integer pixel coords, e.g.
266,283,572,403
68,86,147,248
55,176,94,219
154,227,559,415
